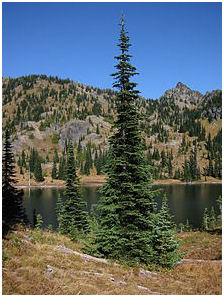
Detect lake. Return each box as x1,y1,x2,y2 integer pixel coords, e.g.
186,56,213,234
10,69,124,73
23,183,222,229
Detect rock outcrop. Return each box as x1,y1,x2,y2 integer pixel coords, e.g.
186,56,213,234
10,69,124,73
159,82,203,109
201,90,222,121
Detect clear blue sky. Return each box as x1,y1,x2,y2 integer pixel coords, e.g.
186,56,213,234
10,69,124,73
2,2,222,98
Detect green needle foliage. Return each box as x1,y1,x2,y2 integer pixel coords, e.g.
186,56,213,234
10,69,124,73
57,140,89,236
89,15,180,266
51,158,58,179
152,196,182,268
209,207,216,230
2,129,27,236
58,150,66,180
35,214,43,230
202,208,209,231
34,157,44,182
53,148,59,163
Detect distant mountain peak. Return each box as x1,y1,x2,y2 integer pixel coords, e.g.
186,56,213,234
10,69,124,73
159,81,204,109
175,82,189,89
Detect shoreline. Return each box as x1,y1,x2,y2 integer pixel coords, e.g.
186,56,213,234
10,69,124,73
16,176,222,188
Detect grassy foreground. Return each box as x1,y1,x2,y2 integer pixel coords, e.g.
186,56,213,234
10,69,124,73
2,226,222,295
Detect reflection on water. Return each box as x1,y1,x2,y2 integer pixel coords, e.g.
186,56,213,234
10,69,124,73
23,183,222,229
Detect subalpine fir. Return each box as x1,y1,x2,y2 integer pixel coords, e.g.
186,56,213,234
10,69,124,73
57,140,89,235
90,15,161,265
2,129,27,236
34,157,44,182
51,158,58,179
152,196,182,267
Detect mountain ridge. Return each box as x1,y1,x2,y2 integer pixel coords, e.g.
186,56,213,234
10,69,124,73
2,75,222,182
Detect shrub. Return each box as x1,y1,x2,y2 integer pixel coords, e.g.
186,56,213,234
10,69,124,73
51,133,60,144
2,250,8,262
29,133,34,139
35,214,43,229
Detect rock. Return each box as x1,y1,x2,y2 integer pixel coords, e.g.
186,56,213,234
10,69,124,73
59,116,111,150
45,123,61,136
137,285,149,291
22,235,32,243
40,111,54,119
56,244,118,266
139,268,158,278
43,265,54,276
118,280,126,285
12,135,33,152
60,119,90,148
201,90,222,121
176,82,190,90
56,245,74,255
79,271,104,277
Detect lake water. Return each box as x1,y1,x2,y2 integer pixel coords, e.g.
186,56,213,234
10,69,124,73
23,183,222,229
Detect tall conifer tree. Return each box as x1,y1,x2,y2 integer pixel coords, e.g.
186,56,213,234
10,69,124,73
189,143,200,180
51,159,58,179
182,158,191,182
58,150,66,180
34,157,44,182
29,148,36,172
53,148,59,163
2,129,27,236
57,140,89,234
91,15,162,265
21,150,26,167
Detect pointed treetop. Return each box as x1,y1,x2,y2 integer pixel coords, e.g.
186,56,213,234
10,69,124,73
121,12,125,27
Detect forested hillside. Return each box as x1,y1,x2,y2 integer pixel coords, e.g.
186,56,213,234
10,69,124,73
2,75,222,183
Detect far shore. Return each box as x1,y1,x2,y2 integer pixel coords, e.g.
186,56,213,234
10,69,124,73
16,175,222,188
